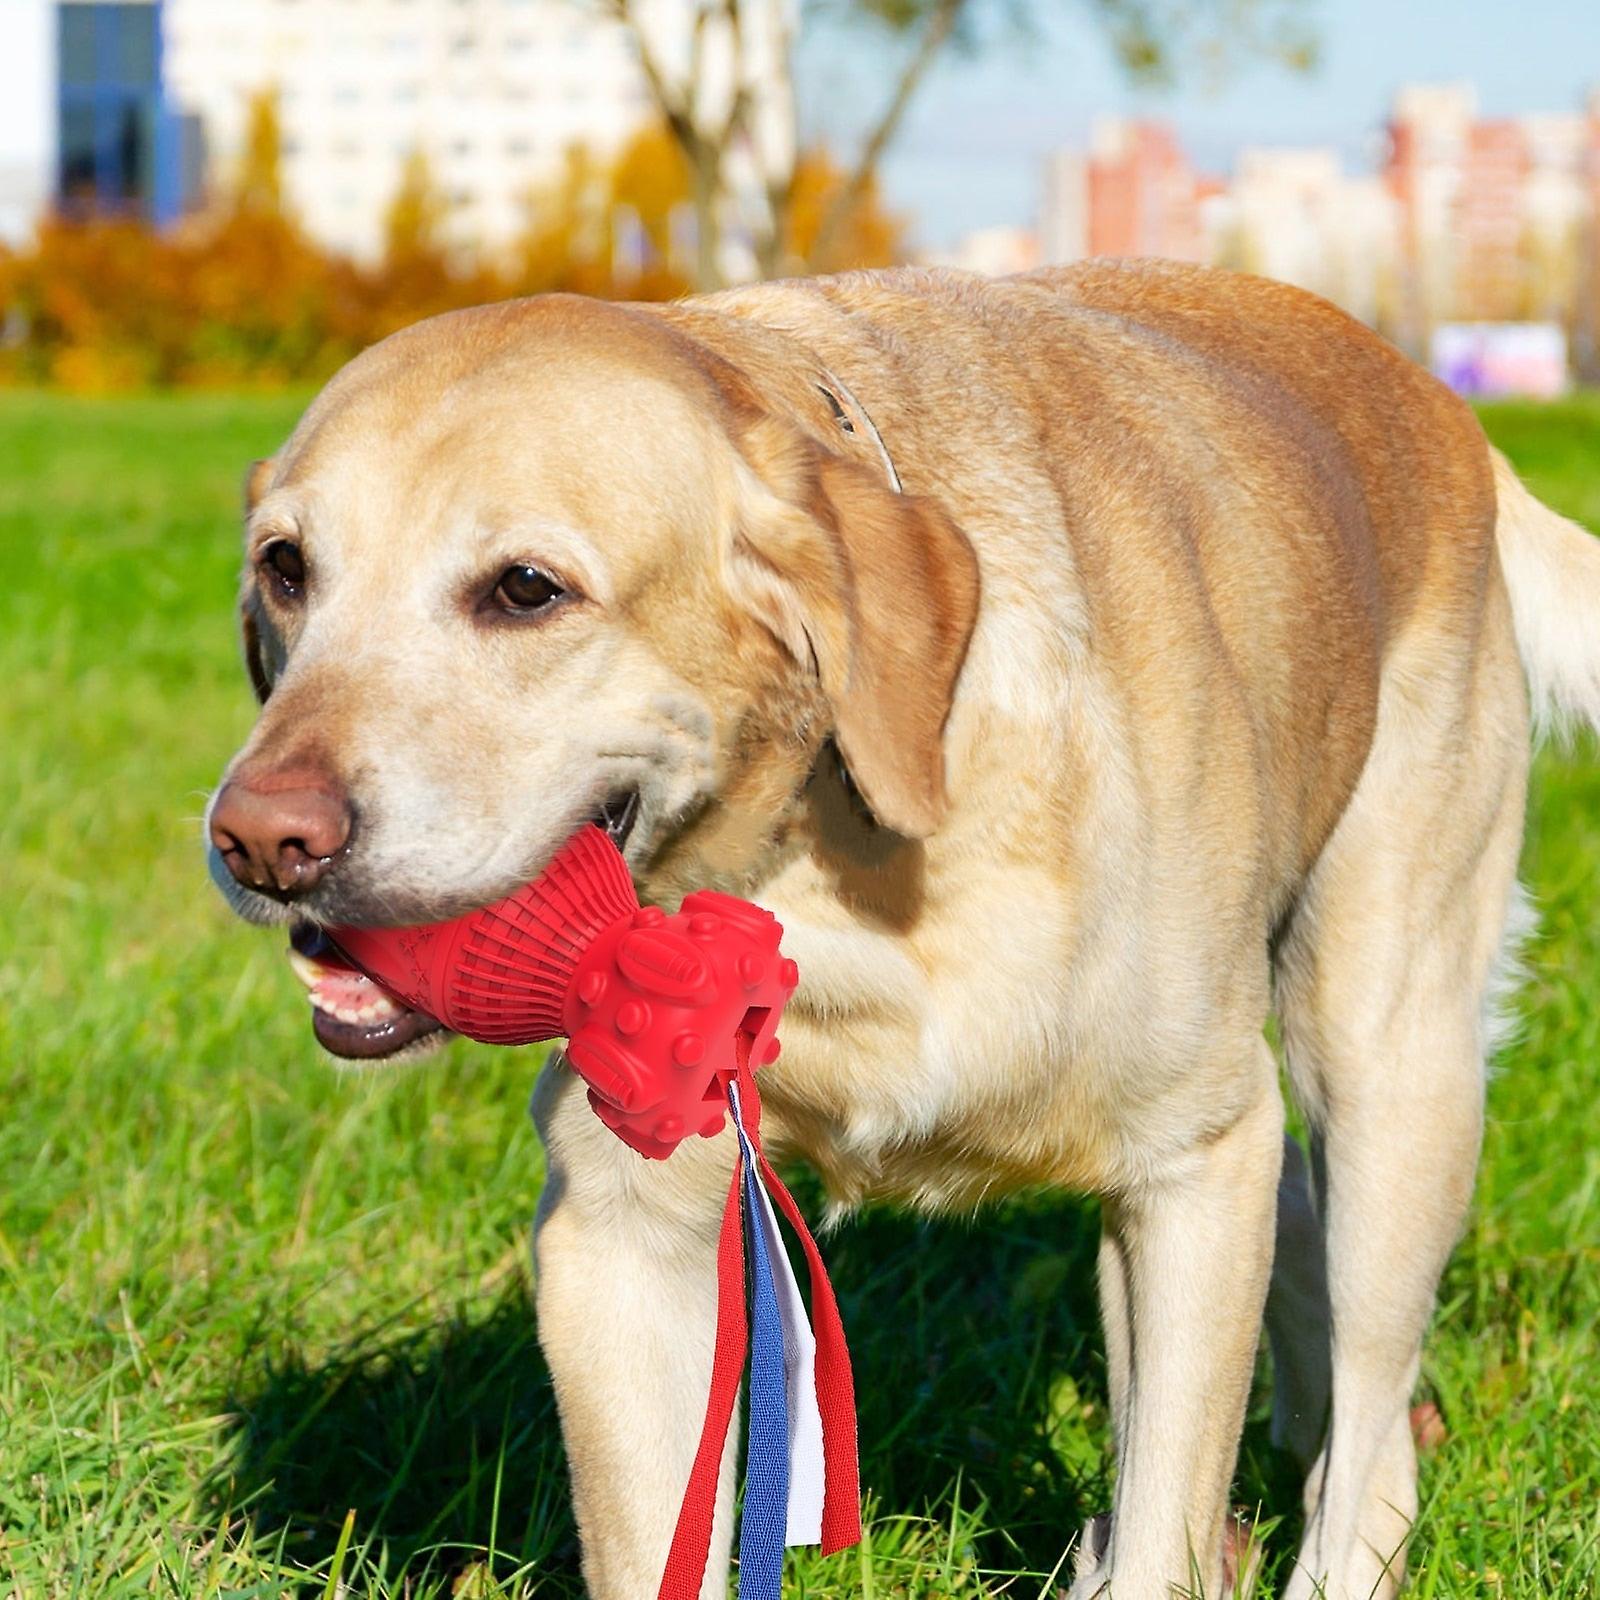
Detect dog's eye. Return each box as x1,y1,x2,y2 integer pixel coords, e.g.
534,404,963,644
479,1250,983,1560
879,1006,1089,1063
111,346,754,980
495,565,565,613
261,540,306,596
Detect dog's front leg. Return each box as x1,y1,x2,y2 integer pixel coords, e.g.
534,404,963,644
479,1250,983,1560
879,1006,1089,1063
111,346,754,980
532,1064,738,1600
1073,1048,1283,1598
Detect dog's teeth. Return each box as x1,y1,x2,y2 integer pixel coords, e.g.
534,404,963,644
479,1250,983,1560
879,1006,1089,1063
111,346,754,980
288,947,335,989
298,952,404,1029
307,991,374,1026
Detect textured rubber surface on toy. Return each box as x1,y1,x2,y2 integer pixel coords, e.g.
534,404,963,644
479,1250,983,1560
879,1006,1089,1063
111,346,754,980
326,824,799,1158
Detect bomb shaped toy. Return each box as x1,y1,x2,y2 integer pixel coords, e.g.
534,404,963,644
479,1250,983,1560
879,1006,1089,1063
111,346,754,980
313,823,860,1600
323,823,799,1159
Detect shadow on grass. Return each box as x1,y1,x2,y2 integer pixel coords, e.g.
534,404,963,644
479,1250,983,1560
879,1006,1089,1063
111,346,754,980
212,1284,580,1589
212,1190,1300,1590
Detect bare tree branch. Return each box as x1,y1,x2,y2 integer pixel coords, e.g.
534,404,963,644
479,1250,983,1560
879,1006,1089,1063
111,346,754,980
808,0,967,265
687,1,714,127
716,0,754,149
603,0,699,153
603,0,763,286
751,0,800,272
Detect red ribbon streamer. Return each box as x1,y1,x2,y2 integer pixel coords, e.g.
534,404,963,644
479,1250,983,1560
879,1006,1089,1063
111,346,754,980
655,1046,861,1598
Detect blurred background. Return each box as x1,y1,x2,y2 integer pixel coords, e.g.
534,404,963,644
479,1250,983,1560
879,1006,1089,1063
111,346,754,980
0,0,1597,392
2,5,1598,1598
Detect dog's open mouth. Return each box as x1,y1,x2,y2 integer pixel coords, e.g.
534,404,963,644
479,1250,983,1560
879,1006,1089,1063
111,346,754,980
288,920,444,1059
284,791,640,1062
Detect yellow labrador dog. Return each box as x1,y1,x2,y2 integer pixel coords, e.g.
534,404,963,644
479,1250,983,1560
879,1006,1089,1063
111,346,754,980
206,261,1600,1599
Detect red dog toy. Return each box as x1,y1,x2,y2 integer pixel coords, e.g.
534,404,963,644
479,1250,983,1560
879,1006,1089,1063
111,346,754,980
326,824,800,1159
319,825,859,1600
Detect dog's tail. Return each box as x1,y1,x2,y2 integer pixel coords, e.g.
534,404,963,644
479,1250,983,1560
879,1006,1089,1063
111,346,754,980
1492,447,1600,739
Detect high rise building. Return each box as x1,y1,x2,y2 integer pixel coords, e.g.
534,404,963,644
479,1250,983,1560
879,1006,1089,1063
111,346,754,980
1384,83,1600,341
1208,147,1398,326
1028,82,1600,376
1039,119,1205,267
1453,118,1531,318
0,1,55,244
57,0,184,223
928,223,1039,277
0,0,185,242
1383,81,1476,344
1038,149,1087,264
1089,118,1204,261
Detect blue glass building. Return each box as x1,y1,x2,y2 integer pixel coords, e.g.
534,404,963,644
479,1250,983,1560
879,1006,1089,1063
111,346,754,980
55,0,182,224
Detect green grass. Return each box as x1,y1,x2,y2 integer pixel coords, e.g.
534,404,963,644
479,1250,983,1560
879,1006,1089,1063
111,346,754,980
1,388,1596,1597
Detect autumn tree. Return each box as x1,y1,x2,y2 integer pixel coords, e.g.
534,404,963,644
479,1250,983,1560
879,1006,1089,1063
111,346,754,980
783,147,902,273
384,147,450,266
514,145,621,298
609,121,693,264
368,146,507,337
1584,216,1600,383
232,87,286,217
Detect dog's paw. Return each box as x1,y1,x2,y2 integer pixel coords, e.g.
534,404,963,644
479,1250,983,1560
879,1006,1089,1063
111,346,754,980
1410,1400,1447,1453
1058,1509,1260,1599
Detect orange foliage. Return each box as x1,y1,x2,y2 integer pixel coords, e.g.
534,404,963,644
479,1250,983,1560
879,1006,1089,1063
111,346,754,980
610,122,693,263
0,103,902,390
383,148,450,266
517,128,696,303
371,148,504,341
784,150,905,274
234,87,286,218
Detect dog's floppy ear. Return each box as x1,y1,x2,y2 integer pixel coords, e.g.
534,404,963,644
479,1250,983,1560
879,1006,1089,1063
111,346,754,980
244,457,276,514
241,458,277,703
240,593,275,705
731,417,979,838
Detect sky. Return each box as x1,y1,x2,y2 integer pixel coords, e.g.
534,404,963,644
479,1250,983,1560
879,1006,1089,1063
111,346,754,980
799,0,1600,248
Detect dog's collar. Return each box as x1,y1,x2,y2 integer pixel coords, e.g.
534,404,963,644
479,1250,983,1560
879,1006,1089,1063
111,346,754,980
814,369,902,494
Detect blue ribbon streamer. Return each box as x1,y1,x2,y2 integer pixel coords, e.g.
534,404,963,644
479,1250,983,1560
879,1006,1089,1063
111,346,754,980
732,1089,790,1600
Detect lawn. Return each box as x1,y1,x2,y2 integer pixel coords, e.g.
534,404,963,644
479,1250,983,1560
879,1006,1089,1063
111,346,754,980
0,388,1596,1598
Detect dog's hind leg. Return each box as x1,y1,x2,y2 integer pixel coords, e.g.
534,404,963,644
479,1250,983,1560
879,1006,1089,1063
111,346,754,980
531,1065,738,1600
1071,1038,1283,1600
1272,583,1530,1600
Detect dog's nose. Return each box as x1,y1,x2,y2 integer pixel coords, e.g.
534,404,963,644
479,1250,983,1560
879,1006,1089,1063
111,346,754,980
210,769,351,898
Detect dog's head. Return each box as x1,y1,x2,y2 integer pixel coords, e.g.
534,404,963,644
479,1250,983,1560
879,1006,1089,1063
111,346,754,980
206,295,977,1060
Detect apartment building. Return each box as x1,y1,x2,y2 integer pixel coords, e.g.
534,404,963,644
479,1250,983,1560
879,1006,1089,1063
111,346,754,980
0,0,745,261
1031,84,1600,373
1040,118,1205,264
162,0,662,260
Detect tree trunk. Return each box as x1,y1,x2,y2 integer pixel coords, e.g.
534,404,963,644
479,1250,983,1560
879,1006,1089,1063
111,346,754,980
807,0,965,268
752,171,796,280
692,145,724,292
